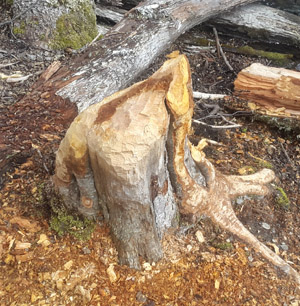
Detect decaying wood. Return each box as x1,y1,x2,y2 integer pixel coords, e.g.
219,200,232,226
95,3,300,50
234,63,300,118
54,53,300,284
262,0,300,16
95,4,126,24
49,0,258,112
206,3,300,47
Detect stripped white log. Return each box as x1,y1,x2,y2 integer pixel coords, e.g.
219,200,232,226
193,91,226,100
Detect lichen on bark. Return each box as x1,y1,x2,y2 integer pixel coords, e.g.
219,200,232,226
50,1,98,50
12,0,98,50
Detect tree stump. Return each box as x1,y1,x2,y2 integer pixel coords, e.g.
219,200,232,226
53,52,300,284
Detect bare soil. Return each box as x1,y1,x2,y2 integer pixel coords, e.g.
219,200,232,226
0,5,300,306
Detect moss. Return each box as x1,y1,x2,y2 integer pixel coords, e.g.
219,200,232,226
195,37,213,47
29,181,95,241
213,242,233,250
237,46,293,65
5,0,14,6
275,186,290,210
255,115,300,134
257,159,273,169
13,21,26,35
50,210,95,241
50,1,98,50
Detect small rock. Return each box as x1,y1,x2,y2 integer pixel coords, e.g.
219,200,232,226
261,222,271,230
280,243,288,251
295,63,300,71
136,291,147,303
248,255,254,262
236,197,244,205
82,247,91,254
27,54,36,61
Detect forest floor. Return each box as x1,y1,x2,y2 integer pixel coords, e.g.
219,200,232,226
1,5,300,306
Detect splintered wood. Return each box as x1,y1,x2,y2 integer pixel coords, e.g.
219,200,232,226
234,63,300,118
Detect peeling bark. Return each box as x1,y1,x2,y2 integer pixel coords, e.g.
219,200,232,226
54,53,300,284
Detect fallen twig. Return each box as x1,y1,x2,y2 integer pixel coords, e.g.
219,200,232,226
213,27,234,71
279,142,294,167
193,118,241,129
193,91,226,100
0,62,19,68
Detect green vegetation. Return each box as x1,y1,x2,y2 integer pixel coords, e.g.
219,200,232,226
30,181,95,241
213,241,233,250
50,209,95,241
50,1,98,50
275,186,290,210
13,21,26,35
257,159,273,169
236,46,293,65
256,115,300,135
5,0,14,6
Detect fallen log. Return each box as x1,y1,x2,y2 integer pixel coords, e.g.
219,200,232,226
95,3,300,50
45,0,259,112
206,3,300,48
234,63,300,119
53,52,300,284
262,0,300,16
0,0,260,189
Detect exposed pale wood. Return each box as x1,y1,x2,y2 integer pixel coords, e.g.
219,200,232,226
234,63,300,118
54,53,300,284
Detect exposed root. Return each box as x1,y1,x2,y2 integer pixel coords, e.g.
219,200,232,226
185,142,300,285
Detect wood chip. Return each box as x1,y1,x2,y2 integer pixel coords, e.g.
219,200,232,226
10,217,41,233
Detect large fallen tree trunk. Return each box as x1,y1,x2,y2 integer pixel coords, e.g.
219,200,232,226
53,53,300,284
36,0,259,112
262,0,300,16
95,3,300,49
206,3,300,48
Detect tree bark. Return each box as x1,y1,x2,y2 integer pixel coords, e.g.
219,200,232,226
12,0,98,50
206,3,300,48
53,53,300,284
43,0,259,112
262,0,300,16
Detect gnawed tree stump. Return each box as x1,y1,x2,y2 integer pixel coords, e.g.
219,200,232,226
234,63,300,118
54,53,300,284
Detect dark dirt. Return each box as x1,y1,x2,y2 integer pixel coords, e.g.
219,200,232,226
0,4,300,306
